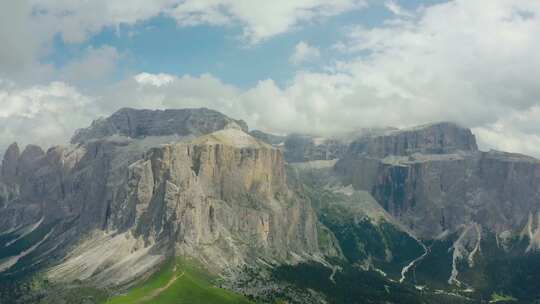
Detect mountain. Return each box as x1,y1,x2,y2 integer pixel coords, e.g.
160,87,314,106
253,121,540,302
335,122,540,239
71,107,249,143
0,108,326,289
1,108,539,304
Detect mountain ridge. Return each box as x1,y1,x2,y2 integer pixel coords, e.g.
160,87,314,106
1,107,540,304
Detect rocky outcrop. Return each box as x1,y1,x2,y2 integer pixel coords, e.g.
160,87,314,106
283,135,350,163
105,129,320,272
250,131,352,163
249,130,286,146
45,129,323,286
0,109,326,288
17,145,45,176
335,123,540,240
347,122,478,158
253,128,400,163
0,143,47,232
71,108,249,144
1,142,20,182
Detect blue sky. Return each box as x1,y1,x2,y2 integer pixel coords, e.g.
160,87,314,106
45,1,442,88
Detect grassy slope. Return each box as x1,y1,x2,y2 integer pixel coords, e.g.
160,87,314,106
105,258,252,304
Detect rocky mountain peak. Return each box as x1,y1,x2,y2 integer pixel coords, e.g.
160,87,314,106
1,143,47,183
18,145,45,176
1,142,20,182
347,121,478,158
71,107,249,144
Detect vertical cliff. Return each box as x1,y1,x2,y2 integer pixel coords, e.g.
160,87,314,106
347,122,478,158
335,123,540,242
107,129,321,273
0,109,327,287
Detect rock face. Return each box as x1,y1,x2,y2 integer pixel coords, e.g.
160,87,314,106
250,131,353,163
253,128,402,163
291,122,540,296
335,123,540,240
3,108,540,302
283,135,350,163
71,107,249,144
0,108,324,287
249,130,286,146
1,143,20,182
347,122,478,158
105,129,320,271
0,143,47,232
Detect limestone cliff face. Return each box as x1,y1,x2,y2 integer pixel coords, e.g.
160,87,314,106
251,128,398,163
335,123,540,240
347,122,478,158
71,107,248,144
0,143,53,233
0,109,324,287
250,131,352,163
283,135,350,163
372,152,540,238
108,129,320,272
1,143,20,183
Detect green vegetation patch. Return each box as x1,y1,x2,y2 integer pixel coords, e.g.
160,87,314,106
490,293,517,303
105,258,252,304
272,262,472,304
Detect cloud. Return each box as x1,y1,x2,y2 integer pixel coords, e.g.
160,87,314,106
0,1,51,79
132,0,540,157
0,0,367,83
59,46,120,85
90,71,424,137
134,73,175,87
100,73,241,114
473,106,540,156
170,0,368,43
28,0,177,44
0,80,99,150
384,1,413,18
3,0,540,159
0,3,122,84
1,1,172,85
4,0,367,53
322,0,540,153
290,41,321,65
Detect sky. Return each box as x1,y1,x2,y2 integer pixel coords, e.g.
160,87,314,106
1,0,540,157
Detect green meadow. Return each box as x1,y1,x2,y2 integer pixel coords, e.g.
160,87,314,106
105,258,252,304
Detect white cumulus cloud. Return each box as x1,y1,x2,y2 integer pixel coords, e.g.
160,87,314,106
0,80,98,150
384,0,413,17
134,73,175,87
290,41,321,65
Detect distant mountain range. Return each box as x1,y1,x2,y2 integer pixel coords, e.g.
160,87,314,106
1,108,539,304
